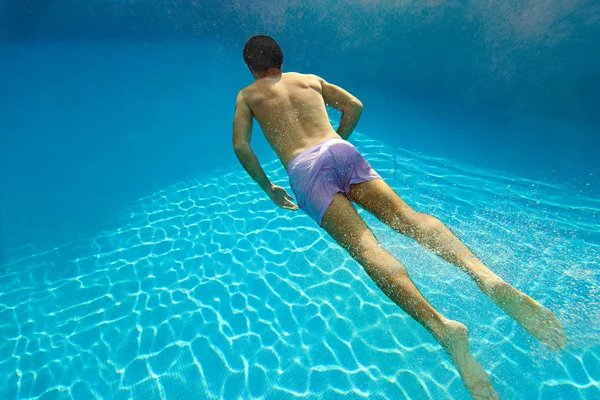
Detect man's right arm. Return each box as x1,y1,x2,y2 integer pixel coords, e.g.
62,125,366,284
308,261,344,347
318,77,363,140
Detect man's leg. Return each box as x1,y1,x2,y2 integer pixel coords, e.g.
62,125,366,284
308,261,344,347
321,193,498,400
347,178,567,351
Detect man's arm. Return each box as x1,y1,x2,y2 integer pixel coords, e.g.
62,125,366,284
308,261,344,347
232,92,272,192
232,92,298,210
319,77,363,140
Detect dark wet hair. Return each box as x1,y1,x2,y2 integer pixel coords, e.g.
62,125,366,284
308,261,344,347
243,35,283,72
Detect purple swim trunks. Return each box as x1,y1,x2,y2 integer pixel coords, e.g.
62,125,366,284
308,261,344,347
286,138,381,226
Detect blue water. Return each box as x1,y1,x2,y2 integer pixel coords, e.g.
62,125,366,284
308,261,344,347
1,133,598,399
1,2,600,399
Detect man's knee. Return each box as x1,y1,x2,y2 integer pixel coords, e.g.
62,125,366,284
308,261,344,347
353,242,408,276
403,212,444,236
419,213,445,231
347,239,380,262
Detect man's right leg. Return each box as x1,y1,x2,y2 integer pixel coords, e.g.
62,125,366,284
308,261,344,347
347,178,567,351
320,193,498,400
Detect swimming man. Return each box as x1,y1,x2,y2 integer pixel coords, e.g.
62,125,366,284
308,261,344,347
232,35,567,400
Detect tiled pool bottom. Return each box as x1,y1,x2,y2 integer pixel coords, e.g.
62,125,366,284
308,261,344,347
0,134,598,399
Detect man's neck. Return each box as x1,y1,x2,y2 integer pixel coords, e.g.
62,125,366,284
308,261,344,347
254,68,282,80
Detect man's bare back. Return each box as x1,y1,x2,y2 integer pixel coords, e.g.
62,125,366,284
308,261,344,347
237,72,363,167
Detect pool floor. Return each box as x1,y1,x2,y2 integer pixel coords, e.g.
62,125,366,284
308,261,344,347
0,134,598,399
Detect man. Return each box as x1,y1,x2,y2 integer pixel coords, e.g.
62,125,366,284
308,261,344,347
232,35,567,400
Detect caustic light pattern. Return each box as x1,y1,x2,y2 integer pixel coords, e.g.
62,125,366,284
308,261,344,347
0,135,598,400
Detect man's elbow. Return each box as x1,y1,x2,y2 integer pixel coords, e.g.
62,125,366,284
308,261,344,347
346,98,363,114
233,141,250,157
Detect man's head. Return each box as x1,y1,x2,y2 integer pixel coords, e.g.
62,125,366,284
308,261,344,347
243,35,283,76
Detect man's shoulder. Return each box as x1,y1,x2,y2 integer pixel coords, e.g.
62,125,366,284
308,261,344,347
238,82,255,95
285,71,323,81
285,72,324,92
237,83,257,104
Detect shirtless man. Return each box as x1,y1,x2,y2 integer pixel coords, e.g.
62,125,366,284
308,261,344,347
232,35,567,400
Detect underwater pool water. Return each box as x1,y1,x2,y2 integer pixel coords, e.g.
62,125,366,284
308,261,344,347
1,133,598,399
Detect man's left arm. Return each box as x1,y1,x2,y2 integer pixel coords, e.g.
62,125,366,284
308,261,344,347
232,92,297,211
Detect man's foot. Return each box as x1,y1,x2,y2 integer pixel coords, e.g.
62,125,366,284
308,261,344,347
438,320,500,400
484,279,568,351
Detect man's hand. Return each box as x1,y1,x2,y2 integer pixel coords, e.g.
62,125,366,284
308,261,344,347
266,185,298,211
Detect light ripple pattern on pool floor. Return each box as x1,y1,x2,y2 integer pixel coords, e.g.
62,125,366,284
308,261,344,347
0,133,598,399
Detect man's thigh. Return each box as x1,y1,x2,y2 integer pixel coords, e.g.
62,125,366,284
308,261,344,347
347,179,419,232
321,193,379,256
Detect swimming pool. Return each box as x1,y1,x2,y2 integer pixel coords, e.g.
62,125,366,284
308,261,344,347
1,2,599,399
0,131,598,399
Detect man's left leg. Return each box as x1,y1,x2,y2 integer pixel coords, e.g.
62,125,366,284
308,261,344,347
320,193,499,400
347,178,567,351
